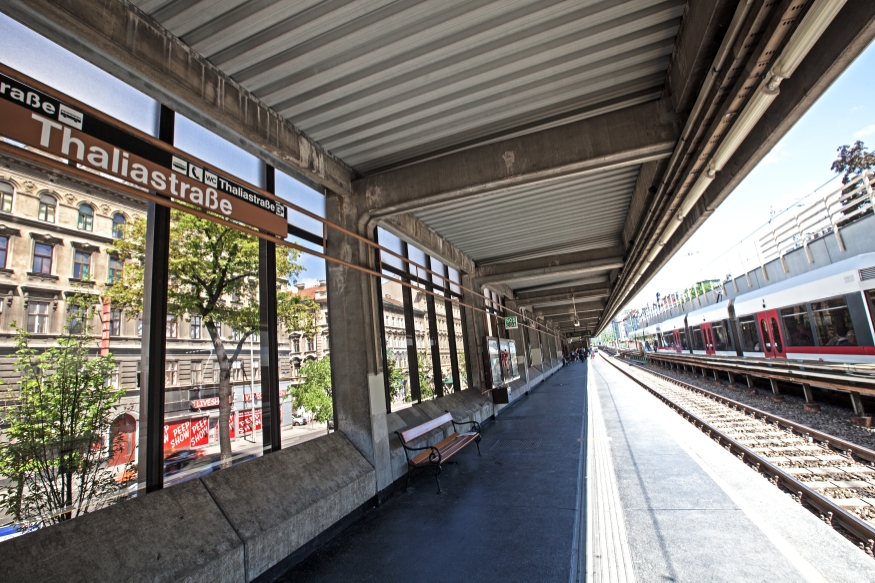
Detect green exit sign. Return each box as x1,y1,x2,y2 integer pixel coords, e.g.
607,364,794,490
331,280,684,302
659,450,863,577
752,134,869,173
505,316,518,329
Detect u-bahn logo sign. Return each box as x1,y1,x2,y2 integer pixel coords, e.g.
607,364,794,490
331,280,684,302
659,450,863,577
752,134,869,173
0,65,287,238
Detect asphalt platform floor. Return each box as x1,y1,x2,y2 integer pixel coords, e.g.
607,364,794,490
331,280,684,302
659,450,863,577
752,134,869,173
275,363,589,583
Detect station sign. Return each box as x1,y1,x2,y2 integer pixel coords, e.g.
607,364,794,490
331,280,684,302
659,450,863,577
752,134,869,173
0,65,287,238
504,316,518,329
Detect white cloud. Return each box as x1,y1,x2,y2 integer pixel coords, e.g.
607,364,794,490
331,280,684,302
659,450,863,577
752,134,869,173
762,152,781,164
854,124,875,138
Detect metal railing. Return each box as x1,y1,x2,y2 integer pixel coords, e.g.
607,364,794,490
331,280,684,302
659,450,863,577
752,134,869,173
757,170,875,265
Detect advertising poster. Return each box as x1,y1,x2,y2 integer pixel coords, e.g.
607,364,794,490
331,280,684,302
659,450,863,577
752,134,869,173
499,338,512,383
164,418,190,453
487,337,501,388
189,417,210,448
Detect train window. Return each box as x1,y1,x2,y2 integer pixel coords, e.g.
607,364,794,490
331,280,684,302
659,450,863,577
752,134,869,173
691,326,704,350
810,297,856,346
779,305,815,346
770,318,783,353
678,330,688,350
712,322,730,351
739,317,760,351
759,319,771,351
661,332,675,348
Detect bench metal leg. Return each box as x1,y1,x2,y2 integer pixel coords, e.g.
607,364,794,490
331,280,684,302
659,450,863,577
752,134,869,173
475,436,482,455
433,465,443,494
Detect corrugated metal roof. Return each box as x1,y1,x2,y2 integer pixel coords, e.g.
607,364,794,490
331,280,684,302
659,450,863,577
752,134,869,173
132,0,684,172
415,164,639,264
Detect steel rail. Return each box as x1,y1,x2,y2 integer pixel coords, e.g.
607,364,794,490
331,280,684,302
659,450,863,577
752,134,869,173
604,353,875,547
645,352,875,397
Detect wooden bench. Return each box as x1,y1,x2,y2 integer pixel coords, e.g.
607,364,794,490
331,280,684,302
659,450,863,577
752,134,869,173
395,412,481,493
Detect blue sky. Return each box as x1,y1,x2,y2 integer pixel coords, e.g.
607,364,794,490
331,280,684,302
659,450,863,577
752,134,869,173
626,38,875,312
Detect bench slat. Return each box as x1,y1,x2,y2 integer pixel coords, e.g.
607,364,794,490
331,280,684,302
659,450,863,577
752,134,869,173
410,433,479,467
399,412,454,443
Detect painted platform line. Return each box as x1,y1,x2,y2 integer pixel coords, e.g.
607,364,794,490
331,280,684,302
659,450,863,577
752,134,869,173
586,365,636,583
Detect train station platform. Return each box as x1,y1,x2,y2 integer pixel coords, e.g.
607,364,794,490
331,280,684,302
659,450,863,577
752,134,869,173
270,358,874,583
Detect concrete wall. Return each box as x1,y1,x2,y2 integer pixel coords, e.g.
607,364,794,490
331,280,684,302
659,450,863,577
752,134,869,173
0,433,375,583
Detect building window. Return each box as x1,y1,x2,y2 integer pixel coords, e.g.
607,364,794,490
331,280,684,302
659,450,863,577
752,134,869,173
110,308,122,336
73,251,91,280
108,256,123,283
77,204,94,231
306,337,315,352
191,361,203,385
38,194,56,222
190,315,202,339
27,301,50,333
0,236,8,269
69,305,86,335
33,242,53,274
231,329,242,342
108,367,120,389
137,315,143,337
166,315,178,338
231,360,243,382
292,337,300,353
112,213,126,239
165,361,178,386
253,359,260,380
212,365,219,384
0,181,13,213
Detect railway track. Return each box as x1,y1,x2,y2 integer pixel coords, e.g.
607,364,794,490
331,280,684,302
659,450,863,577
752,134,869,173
604,353,875,557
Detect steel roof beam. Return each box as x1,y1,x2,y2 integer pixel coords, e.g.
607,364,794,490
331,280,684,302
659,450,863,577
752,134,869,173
4,0,355,196
357,100,679,217
475,247,624,286
515,282,614,302
535,300,606,318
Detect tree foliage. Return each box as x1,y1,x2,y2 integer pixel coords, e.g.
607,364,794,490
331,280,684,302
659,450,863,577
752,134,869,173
0,295,127,527
416,351,434,400
104,212,321,467
385,349,407,402
290,356,332,423
831,140,875,183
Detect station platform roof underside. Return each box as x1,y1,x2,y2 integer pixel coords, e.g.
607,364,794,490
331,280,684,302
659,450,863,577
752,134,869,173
7,0,875,335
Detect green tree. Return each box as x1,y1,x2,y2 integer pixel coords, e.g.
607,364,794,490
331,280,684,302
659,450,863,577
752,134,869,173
832,141,875,221
104,212,321,468
385,349,407,402
417,351,434,400
291,356,333,423
0,295,127,527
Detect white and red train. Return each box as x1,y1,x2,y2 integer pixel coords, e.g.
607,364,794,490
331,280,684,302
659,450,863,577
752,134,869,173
631,252,875,363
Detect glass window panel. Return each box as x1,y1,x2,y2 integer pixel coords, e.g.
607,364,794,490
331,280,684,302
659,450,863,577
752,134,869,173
712,322,730,351
381,272,413,409
810,297,856,346
406,245,428,283
73,251,91,279
691,326,704,350
0,181,13,213
739,317,760,351
447,266,462,296
173,115,263,187
430,257,445,289
0,236,7,269
277,172,324,240
779,305,815,346
162,209,263,487
377,227,404,271
38,194,56,222
33,243,53,274
0,14,160,135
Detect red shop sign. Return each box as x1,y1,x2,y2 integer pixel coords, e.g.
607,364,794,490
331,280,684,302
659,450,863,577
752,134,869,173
192,397,220,408
164,418,191,453
228,412,236,440
189,416,210,448
237,409,262,435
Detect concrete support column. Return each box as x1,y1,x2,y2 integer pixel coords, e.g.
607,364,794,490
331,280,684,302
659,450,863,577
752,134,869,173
850,392,866,416
712,370,719,381
746,375,754,388
727,372,735,385
802,384,814,403
769,379,780,396
325,191,391,494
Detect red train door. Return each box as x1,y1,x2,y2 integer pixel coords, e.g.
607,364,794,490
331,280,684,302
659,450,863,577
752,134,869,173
673,330,682,353
701,322,715,355
756,310,786,359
